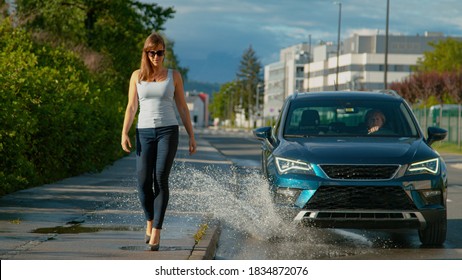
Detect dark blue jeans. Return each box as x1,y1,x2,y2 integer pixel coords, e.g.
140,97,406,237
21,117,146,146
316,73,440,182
136,125,179,229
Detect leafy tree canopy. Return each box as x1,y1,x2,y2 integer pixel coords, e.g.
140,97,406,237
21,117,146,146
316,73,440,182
236,45,262,118
14,0,187,84
417,37,462,72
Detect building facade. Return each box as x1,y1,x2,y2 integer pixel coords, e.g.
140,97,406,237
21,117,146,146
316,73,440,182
264,43,310,120
175,91,209,128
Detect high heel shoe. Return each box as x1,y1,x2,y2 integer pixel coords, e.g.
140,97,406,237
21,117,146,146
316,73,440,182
145,234,150,244
148,243,160,251
148,228,161,251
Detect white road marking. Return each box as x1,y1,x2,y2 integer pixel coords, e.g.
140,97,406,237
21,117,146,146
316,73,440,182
449,163,462,169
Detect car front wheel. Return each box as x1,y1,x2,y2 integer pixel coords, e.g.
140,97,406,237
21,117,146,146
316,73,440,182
261,151,268,179
418,211,447,246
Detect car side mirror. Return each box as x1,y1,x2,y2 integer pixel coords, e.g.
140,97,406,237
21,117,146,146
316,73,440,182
253,126,271,141
427,126,447,146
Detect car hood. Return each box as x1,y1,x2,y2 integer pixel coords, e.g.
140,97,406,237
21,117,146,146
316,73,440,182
277,137,438,164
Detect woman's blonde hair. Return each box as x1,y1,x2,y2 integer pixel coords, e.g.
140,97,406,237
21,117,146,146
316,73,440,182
138,33,166,82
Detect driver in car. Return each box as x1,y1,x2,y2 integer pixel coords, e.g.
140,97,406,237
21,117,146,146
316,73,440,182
366,109,386,134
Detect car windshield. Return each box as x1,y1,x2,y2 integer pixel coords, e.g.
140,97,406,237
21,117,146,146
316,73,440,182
283,99,420,138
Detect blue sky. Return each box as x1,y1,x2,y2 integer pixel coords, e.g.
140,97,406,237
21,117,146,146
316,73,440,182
146,0,462,84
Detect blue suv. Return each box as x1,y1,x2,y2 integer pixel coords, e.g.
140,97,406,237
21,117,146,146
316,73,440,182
254,91,448,246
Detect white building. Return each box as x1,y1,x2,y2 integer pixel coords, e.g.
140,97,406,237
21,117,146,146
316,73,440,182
177,91,209,128
264,43,310,120
263,32,461,122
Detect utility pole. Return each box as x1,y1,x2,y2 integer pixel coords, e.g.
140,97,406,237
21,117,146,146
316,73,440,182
307,34,311,92
255,83,263,127
255,84,259,128
384,0,390,89
335,2,342,91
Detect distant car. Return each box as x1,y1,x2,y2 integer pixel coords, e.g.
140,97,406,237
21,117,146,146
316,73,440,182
254,90,448,246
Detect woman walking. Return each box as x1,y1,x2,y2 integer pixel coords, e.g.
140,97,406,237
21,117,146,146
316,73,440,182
121,33,196,251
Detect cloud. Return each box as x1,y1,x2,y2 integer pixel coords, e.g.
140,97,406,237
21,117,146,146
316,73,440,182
170,0,271,15
262,25,310,40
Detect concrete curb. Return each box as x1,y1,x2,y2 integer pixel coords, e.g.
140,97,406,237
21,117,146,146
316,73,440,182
189,224,221,260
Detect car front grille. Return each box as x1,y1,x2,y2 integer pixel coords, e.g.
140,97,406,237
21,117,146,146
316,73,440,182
304,185,417,210
320,164,399,180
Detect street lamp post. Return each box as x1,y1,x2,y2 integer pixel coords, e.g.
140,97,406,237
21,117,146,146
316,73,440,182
255,83,262,127
226,89,233,127
255,84,259,128
384,0,390,89
335,2,342,91
307,34,311,92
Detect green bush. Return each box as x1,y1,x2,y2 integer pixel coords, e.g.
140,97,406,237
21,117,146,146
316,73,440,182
0,19,126,196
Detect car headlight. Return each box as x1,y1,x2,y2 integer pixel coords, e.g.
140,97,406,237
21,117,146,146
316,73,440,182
406,158,439,175
275,157,314,175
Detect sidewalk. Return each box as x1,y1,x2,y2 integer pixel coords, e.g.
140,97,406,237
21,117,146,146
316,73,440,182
0,129,231,260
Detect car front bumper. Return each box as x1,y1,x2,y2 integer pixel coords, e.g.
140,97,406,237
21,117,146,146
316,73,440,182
292,208,446,230
269,169,447,230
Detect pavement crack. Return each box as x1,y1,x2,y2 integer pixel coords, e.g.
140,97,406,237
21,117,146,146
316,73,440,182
0,234,58,260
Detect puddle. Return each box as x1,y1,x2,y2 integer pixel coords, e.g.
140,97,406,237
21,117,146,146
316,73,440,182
31,224,137,234
120,245,191,251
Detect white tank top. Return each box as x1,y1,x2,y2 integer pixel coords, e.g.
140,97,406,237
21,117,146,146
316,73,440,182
136,69,179,128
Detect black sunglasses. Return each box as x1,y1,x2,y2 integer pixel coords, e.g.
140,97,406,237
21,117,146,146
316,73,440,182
146,50,165,57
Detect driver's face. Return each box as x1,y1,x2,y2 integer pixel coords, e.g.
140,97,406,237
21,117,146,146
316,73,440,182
367,113,384,128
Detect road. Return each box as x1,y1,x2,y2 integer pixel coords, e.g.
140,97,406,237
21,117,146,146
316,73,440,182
198,130,462,260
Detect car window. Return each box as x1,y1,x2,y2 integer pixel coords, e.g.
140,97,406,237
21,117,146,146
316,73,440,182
283,99,419,137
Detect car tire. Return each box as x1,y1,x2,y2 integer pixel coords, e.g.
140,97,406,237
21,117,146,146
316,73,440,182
418,211,447,246
261,151,268,179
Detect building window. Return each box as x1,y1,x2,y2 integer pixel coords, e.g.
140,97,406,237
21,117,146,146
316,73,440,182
296,66,304,78
296,80,304,91
394,65,404,71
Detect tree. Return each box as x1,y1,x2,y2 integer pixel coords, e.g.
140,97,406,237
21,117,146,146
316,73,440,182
443,71,462,147
236,45,262,120
421,71,447,125
0,17,124,194
390,78,416,103
0,0,8,18
210,81,240,127
444,71,462,104
417,37,462,72
164,37,189,81
14,0,184,86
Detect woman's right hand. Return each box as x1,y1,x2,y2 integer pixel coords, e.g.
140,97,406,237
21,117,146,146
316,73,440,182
121,134,132,153
368,126,380,134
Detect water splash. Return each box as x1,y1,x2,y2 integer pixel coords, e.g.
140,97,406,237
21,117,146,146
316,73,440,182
168,162,376,259
169,162,287,240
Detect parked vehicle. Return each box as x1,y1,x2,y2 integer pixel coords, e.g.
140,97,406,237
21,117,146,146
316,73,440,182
254,90,448,245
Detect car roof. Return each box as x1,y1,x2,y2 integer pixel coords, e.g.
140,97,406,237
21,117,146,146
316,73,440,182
290,90,404,102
